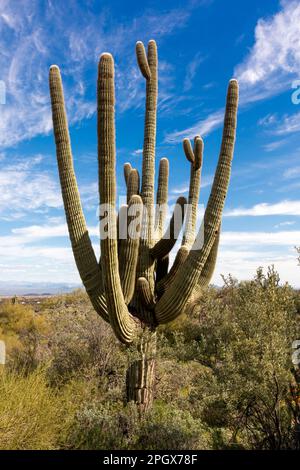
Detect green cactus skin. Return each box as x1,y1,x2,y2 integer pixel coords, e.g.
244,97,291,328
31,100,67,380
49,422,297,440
124,162,132,186
156,246,189,297
150,196,186,260
127,169,140,204
181,136,203,249
126,330,156,413
137,277,155,310
49,65,109,323
133,40,158,305
97,53,135,344
119,195,143,304
154,79,239,324
155,157,169,238
49,40,238,410
155,157,170,287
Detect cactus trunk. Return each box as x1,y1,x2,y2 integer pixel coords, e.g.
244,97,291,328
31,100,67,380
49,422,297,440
126,332,156,412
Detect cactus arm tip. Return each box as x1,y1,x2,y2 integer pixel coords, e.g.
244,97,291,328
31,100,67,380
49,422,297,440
136,41,151,80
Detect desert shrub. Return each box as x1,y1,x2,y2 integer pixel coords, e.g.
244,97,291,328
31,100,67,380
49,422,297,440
155,359,215,416
66,400,211,450
137,403,211,450
42,295,127,393
0,368,72,449
0,269,298,451
65,401,140,449
191,267,300,449
0,301,49,371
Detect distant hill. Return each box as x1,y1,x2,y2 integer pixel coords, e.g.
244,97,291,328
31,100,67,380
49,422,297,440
0,281,81,296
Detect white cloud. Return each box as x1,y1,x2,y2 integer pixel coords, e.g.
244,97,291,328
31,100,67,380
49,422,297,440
220,230,300,246
274,220,295,228
183,52,205,91
165,1,300,144
213,248,299,287
235,0,300,103
225,200,300,217
0,220,100,283
259,111,300,136
262,138,287,152
0,0,199,148
170,175,214,196
0,156,62,217
131,148,143,157
165,110,224,143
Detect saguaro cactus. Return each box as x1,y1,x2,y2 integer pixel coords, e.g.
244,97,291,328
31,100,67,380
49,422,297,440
49,40,238,412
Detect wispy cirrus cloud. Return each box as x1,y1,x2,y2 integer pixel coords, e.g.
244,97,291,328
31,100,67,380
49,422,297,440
262,138,288,152
0,0,201,148
183,52,206,91
0,155,62,218
235,0,300,104
166,1,300,143
225,200,300,217
165,110,224,143
259,111,300,136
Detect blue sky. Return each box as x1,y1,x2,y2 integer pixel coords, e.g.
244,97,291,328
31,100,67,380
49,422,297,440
1,0,300,286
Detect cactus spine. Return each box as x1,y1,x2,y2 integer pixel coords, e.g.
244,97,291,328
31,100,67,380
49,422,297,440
49,40,238,411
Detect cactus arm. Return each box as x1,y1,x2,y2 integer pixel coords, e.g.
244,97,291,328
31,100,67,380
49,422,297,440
127,169,140,203
154,79,239,324
155,157,169,238
136,41,151,80
132,39,158,309
98,53,136,344
182,136,203,249
150,196,186,260
136,40,157,226
137,277,155,310
49,65,109,323
187,229,221,306
198,225,220,288
156,246,189,297
119,195,143,304
154,157,170,288
183,138,194,164
124,162,132,186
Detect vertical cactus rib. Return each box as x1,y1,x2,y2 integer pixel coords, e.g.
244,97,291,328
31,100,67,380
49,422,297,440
191,228,221,302
183,138,195,164
124,162,132,186
155,157,169,238
49,65,109,323
198,228,220,287
133,39,158,309
137,277,155,310
154,157,170,283
119,195,143,304
154,79,239,324
140,40,158,217
127,168,140,203
182,136,203,249
136,41,151,80
156,246,189,297
98,53,136,344
150,196,186,260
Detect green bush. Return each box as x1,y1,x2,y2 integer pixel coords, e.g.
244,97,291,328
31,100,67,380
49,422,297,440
0,268,298,450
0,368,71,449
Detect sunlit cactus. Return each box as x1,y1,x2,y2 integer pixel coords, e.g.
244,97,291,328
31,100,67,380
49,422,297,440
49,39,238,411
